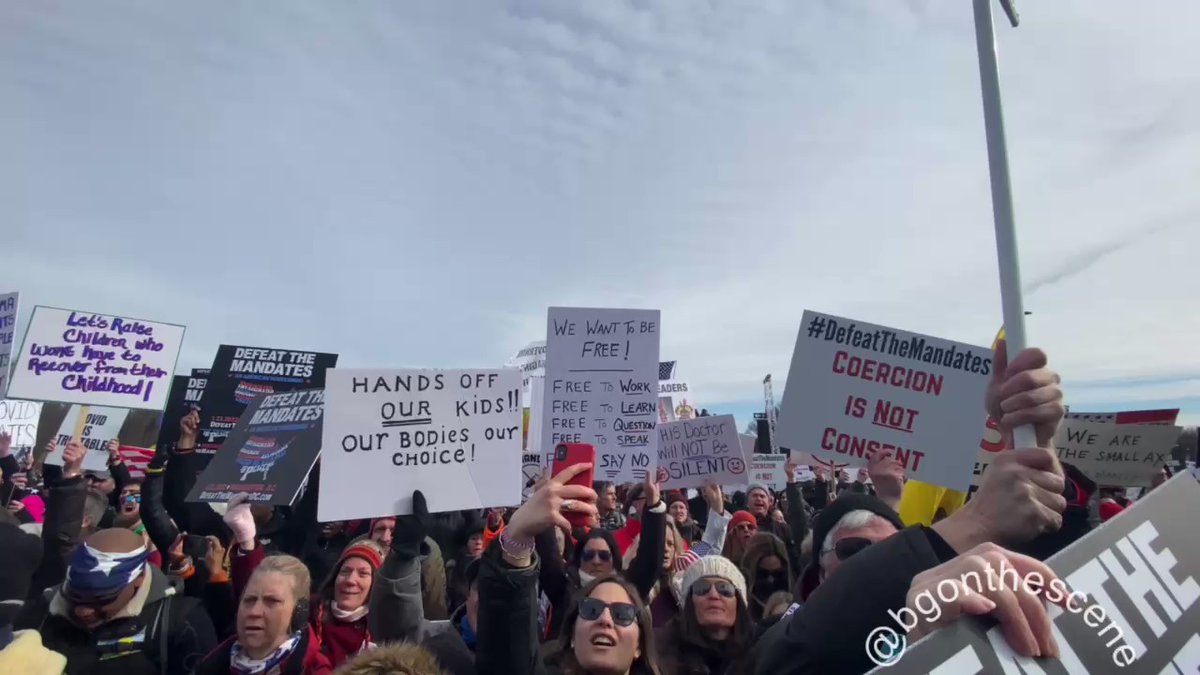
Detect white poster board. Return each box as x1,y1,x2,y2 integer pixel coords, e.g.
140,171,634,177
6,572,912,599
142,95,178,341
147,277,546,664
749,454,788,491
319,368,522,519
776,310,991,492
0,399,41,451
506,341,546,400
45,405,129,472
521,375,547,500
542,307,661,483
657,380,699,423
655,415,746,490
7,306,185,411
1055,420,1182,487
0,293,18,396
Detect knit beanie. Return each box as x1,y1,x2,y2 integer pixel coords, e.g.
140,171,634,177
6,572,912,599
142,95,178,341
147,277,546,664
338,539,385,573
680,555,747,602
727,510,757,535
747,484,771,499
666,490,687,508
19,495,46,524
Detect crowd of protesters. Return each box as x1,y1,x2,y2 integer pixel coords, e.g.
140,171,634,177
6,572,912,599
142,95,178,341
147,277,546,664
0,343,1189,674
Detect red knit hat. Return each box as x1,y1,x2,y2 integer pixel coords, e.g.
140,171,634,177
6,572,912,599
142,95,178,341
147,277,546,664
727,510,758,534
338,539,385,573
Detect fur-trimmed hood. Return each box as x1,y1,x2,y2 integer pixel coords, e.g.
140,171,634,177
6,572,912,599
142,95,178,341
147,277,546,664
334,642,448,675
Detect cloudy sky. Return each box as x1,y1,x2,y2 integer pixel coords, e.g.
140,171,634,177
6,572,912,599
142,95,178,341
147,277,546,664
3,0,1197,430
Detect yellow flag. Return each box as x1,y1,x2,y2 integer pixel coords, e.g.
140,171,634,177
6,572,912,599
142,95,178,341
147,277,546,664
897,327,1004,526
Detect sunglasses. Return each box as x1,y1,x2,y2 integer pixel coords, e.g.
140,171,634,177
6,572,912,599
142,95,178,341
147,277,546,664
122,494,141,504
833,537,873,561
581,549,612,563
578,597,638,627
691,579,737,598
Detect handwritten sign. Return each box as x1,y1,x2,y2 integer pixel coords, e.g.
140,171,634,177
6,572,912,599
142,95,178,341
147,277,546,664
506,340,546,400
521,375,547,500
871,473,1200,674
45,405,129,472
776,311,991,492
319,368,523,519
657,380,698,423
542,307,661,483
750,454,789,491
188,389,325,505
654,415,746,490
0,399,41,451
199,345,337,453
0,292,17,396
1055,420,1182,487
7,306,184,410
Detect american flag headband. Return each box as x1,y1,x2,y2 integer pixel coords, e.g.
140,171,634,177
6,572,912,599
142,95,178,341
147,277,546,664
65,543,149,599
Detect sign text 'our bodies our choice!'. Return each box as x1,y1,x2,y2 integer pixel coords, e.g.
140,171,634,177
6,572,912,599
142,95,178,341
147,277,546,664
542,307,661,484
320,368,523,519
8,306,184,411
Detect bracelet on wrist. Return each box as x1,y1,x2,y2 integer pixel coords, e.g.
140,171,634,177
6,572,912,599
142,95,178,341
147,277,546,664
499,530,534,558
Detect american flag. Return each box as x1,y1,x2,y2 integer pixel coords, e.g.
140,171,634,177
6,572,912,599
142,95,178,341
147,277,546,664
119,445,156,479
1065,409,1179,426
658,361,676,380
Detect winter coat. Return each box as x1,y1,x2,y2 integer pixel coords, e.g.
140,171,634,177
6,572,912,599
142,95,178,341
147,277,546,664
193,624,333,675
0,630,67,675
656,617,753,675
35,565,217,675
753,525,957,675
332,642,449,675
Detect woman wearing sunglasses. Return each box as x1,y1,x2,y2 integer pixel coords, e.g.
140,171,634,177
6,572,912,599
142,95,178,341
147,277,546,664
739,533,793,623
655,555,755,674
476,464,663,675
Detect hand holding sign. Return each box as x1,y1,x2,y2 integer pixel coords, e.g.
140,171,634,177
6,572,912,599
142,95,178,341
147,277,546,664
0,431,10,457
986,342,1064,449
62,440,86,480
939,448,1065,550
901,543,1063,659
107,438,121,465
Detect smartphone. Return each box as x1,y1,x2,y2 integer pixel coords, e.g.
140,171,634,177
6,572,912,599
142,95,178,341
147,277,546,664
183,534,209,561
551,443,595,528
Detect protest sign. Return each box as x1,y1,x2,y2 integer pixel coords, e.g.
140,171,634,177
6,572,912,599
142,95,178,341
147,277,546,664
973,408,1181,491
45,405,129,472
187,389,325,505
749,454,788,491
657,380,698,423
7,306,184,410
319,368,522,519
0,293,17,396
654,415,746,490
1055,420,1182,487
506,340,546,400
776,311,991,492
158,368,211,456
542,307,661,483
521,375,546,500
0,399,41,452
871,473,1200,674
198,345,337,453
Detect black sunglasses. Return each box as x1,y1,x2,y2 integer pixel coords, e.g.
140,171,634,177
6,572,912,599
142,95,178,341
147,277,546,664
578,597,638,627
691,579,737,598
581,549,612,563
834,537,873,561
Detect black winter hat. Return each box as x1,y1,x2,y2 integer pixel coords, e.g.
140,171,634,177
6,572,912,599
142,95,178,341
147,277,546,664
0,522,43,626
809,493,905,572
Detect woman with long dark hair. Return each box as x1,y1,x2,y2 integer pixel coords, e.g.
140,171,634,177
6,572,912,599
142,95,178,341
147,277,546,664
475,463,663,675
655,556,754,675
739,533,792,623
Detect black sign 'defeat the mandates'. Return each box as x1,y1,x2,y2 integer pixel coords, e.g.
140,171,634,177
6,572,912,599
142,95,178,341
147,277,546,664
873,473,1200,674
158,368,210,458
186,388,325,506
198,345,337,454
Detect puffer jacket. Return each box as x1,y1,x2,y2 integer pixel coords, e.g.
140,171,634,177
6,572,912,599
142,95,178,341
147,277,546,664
0,630,67,675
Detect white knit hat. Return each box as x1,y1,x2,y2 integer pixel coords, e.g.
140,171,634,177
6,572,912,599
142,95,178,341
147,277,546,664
679,555,747,603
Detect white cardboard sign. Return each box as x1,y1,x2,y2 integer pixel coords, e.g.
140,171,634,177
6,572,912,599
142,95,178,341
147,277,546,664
506,341,546,400
0,399,41,451
319,368,522,519
0,293,18,396
521,375,547,500
749,454,789,491
655,415,746,490
7,306,185,411
542,307,661,483
46,405,129,472
657,380,699,423
1055,420,1182,487
776,310,992,492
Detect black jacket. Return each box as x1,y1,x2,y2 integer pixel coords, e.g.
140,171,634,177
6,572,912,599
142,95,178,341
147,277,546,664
753,526,957,675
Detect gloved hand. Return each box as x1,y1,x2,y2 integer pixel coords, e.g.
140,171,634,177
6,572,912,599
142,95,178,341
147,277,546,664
223,493,258,549
391,490,429,559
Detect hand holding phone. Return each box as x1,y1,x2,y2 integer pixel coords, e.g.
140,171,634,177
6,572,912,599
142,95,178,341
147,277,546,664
552,444,596,529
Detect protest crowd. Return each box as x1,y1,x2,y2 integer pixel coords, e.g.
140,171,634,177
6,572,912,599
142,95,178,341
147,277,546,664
0,303,1196,675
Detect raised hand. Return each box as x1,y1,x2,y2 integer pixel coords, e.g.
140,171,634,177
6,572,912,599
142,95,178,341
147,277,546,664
223,494,258,550
701,481,725,515
62,440,86,480
0,431,11,458
643,468,661,509
505,463,597,543
179,409,201,449
986,341,1065,449
107,438,122,465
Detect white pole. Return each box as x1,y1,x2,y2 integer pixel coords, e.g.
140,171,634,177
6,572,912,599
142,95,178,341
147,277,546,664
972,0,1038,450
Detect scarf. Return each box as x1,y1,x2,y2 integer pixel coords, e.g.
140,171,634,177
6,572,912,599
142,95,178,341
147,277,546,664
578,570,598,587
230,632,301,675
329,602,368,624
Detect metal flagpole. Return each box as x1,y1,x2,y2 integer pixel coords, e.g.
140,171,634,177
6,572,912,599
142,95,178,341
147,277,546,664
972,0,1038,450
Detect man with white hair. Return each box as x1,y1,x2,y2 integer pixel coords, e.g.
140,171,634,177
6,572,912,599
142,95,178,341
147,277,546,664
796,494,905,600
